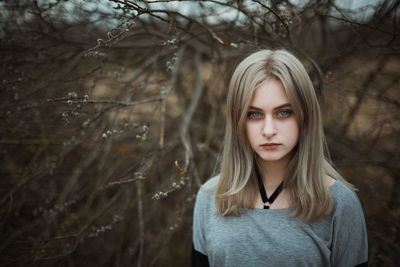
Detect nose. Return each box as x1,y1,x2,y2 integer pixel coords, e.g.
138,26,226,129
261,116,277,138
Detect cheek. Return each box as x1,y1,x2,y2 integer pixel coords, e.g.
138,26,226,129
287,121,299,143
280,120,299,142
245,123,258,143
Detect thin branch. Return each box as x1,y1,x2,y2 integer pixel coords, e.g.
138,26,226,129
179,51,203,187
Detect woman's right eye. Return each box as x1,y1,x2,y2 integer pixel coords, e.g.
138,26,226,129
247,111,263,119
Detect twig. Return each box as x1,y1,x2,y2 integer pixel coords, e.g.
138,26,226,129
46,95,162,106
136,175,144,267
179,51,203,186
340,56,388,135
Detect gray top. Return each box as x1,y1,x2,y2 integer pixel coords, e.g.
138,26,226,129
192,175,368,267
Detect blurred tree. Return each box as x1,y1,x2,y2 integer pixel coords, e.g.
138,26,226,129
0,0,399,266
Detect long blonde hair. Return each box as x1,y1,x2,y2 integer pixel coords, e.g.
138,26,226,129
215,49,353,222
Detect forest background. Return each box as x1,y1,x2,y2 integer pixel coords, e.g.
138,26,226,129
0,0,399,266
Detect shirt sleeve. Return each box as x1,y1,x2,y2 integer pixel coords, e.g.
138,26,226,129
331,189,368,267
192,187,210,267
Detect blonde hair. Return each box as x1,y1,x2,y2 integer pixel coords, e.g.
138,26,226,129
215,49,353,222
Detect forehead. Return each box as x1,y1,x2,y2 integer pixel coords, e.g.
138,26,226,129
249,79,290,108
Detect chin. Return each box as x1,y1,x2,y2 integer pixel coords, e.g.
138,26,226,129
257,153,288,162
259,157,286,162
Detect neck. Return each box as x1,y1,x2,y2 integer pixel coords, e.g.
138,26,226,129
257,157,289,189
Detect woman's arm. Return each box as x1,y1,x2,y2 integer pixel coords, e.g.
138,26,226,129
331,188,368,267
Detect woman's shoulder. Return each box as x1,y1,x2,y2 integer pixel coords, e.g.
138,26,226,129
330,179,363,213
201,175,219,190
194,175,219,210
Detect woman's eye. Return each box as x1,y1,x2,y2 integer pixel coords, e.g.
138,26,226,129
247,111,263,119
277,110,293,118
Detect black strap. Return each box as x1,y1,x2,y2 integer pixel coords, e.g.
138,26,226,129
255,165,284,209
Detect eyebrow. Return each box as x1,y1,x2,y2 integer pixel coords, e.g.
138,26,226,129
249,103,292,111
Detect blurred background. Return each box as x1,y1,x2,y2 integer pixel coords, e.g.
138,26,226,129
0,0,399,266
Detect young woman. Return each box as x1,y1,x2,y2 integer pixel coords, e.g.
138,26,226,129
192,49,368,267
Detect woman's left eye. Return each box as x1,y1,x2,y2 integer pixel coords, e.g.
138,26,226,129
277,110,293,117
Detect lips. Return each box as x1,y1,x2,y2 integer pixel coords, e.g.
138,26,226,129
260,143,280,147
260,143,281,150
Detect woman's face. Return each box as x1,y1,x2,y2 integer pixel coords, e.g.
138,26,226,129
245,78,299,163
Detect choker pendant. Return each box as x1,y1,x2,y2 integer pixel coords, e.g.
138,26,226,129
255,166,284,210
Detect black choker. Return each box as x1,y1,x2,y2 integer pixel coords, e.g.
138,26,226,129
255,166,284,209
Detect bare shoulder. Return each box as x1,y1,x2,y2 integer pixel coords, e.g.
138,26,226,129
325,175,336,188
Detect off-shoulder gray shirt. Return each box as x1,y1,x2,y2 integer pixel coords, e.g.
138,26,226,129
192,176,368,267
